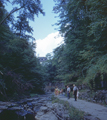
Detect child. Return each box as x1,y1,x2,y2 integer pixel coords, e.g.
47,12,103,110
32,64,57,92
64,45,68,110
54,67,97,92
77,90,79,100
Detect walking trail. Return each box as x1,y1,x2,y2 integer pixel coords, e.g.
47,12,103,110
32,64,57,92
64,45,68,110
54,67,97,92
55,95,107,120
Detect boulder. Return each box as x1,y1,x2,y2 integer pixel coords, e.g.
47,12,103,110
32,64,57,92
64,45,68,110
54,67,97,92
35,111,44,119
8,106,23,110
40,106,48,113
37,112,58,120
0,106,8,110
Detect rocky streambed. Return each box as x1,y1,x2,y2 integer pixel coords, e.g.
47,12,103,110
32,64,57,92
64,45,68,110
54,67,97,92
0,93,70,120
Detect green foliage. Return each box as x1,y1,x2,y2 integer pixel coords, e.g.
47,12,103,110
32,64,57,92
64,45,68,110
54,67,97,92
52,0,107,89
41,53,57,84
13,14,34,39
0,0,45,25
84,54,107,89
69,107,84,120
0,31,44,99
51,97,60,104
0,1,45,100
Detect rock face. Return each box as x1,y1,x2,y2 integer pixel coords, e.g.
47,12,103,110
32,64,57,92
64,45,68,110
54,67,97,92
0,93,70,120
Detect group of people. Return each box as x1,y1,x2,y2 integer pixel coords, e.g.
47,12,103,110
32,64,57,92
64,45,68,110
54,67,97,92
54,84,79,101
54,87,64,95
67,84,79,101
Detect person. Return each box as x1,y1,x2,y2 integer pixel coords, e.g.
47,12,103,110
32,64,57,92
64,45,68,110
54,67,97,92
73,84,78,101
77,90,79,100
67,85,71,99
57,88,60,95
55,86,60,95
54,86,58,95
63,88,65,96
60,89,63,95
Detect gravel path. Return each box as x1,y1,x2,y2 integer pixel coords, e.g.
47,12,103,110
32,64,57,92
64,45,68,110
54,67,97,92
56,95,107,120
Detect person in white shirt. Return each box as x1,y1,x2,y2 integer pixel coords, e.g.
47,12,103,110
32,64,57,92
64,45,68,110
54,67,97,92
67,86,70,99
77,90,79,100
73,84,78,101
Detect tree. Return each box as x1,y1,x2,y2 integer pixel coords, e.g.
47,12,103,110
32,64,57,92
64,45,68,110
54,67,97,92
0,0,45,25
0,0,45,100
41,53,57,84
53,0,90,80
86,0,107,52
13,14,34,40
53,0,107,89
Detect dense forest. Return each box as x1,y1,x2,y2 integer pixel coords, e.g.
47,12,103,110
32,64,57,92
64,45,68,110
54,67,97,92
51,0,107,89
0,0,107,101
0,0,45,100
44,0,107,90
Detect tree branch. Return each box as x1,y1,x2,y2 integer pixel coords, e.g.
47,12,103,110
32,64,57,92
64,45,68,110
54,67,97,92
0,6,24,26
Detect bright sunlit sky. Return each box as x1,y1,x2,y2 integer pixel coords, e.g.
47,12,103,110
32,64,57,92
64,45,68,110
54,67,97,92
31,0,64,57
6,0,64,57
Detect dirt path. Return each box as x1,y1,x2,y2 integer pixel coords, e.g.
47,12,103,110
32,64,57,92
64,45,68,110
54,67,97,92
56,95,107,120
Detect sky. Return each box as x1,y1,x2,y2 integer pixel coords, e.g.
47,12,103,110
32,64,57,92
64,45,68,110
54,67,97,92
30,0,64,57
34,32,64,57
6,0,64,57
30,0,58,40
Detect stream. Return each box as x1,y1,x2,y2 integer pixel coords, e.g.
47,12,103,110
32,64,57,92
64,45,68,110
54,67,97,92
0,93,52,120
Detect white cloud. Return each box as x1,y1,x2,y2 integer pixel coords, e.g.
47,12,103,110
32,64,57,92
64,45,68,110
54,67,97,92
34,32,64,57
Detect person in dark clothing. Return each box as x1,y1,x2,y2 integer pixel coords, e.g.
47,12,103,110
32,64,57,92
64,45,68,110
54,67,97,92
73,84,78,101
